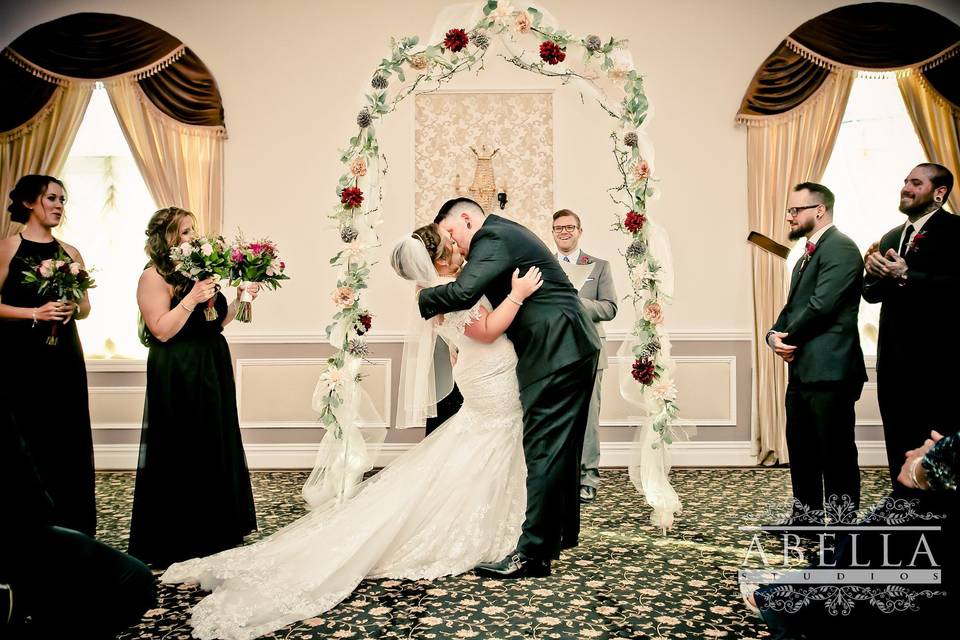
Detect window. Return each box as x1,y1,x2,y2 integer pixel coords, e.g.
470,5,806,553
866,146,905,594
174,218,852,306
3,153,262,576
57,85,156,359
786,76,927,355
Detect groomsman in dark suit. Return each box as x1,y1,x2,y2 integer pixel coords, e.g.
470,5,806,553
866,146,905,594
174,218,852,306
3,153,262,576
767,182,866,517
550,209,618,504
863,163,960,492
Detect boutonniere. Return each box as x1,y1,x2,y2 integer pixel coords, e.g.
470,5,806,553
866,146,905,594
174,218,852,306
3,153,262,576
907,231,927,254
805,241,817,257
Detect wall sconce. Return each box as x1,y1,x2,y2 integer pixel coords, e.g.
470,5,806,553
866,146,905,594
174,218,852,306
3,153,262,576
497,190,508,210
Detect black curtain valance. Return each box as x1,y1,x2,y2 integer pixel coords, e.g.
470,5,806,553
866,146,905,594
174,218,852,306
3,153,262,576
739,2,960,121
1,12,224,131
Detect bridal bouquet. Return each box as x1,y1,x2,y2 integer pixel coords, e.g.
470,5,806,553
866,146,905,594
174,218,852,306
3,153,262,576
21,247,96,345
228,236,289,322
169,235,232,321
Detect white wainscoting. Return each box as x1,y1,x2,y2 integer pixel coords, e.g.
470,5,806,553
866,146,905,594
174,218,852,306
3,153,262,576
234,357,392,429
602,355,737,427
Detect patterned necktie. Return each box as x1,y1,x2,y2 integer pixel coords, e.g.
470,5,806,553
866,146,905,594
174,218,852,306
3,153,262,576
899,224,915,257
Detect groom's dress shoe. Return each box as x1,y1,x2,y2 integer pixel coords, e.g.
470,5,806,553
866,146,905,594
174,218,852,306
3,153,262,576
579,485,597,504
474,552,551,579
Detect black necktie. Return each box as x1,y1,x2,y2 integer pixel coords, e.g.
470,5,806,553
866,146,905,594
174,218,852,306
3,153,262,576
899,224,915,257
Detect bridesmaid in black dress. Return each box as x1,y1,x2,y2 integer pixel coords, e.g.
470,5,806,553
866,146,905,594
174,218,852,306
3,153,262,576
129,207,258,568
0,175,95,537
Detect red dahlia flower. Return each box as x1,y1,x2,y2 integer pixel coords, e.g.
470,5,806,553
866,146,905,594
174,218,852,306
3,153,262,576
540,41,566,65
444,28,470,53
341,187,364,209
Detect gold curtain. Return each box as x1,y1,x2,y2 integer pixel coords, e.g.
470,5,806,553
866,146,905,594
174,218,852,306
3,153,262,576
747,71,853,465
105,79,224,234
0,83,93,238
897,72,960,214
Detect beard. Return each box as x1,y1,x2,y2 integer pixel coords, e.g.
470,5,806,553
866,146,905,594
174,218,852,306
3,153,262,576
788,219,815,240
899,192,936,216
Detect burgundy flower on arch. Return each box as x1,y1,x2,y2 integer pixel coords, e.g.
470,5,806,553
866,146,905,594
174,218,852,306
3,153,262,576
341,187,364,209
356,313,373,335
539,41,566,65
632,357,656,385
624,211,646,234
443,28,470,53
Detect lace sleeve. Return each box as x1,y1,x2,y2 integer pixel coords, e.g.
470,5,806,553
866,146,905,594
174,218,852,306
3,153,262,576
436,303,483,343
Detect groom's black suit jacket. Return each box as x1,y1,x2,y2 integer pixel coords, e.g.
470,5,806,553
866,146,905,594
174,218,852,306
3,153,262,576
418,214,600,389
772,225,867,386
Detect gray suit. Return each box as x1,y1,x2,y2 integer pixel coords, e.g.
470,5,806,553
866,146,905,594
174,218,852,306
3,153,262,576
560,251,618,488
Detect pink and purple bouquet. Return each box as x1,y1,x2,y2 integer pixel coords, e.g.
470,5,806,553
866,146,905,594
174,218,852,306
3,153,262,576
169,235,232,321
21,247,96,345
228,237,289,322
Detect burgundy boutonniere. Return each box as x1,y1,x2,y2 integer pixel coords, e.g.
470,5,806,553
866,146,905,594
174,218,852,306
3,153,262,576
578,255,590,265
805,241,816,257
907,231,927,254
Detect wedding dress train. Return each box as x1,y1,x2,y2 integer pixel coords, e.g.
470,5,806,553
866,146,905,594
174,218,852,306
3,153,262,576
162,302,527,639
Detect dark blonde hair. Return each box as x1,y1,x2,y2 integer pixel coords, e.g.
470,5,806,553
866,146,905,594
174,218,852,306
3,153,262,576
552,208,581,227
145,207,196,298
412,222,451,263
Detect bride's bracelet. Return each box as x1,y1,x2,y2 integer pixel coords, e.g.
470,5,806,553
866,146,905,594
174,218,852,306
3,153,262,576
31,308,38,327
180,301,196,313
506,294,523,306
909,456,926,490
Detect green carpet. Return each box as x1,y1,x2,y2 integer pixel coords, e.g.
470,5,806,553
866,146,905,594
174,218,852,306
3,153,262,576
97,467,891,639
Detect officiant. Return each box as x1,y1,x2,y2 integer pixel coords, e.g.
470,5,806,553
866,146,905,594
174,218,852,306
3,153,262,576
552,209,618,504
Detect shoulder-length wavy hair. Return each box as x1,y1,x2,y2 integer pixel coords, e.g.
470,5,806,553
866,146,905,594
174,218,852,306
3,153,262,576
144,207,196,299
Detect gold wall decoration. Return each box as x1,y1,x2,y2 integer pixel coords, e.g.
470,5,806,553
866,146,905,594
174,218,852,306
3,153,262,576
414,92,554,242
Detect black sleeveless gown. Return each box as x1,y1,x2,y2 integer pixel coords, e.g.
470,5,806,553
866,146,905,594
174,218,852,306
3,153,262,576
0,235,96,536
128,289,257,568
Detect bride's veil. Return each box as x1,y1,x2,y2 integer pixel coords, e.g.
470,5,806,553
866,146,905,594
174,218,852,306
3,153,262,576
301,234,454,511
391,234,455,429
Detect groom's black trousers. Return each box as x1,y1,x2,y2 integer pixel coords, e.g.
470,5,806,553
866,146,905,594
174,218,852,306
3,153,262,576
517,354,598,561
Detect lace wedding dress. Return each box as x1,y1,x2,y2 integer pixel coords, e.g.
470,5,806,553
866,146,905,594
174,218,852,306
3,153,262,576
162,300,527,640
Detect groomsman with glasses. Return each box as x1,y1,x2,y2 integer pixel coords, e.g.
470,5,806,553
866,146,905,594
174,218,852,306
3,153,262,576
767,183,866,520
551,209,617,504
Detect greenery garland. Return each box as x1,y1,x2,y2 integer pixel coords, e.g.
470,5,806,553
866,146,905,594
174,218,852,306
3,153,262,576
319,0,678,444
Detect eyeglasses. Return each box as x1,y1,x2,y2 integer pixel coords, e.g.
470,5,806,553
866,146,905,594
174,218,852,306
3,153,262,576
553,225,579,233
785,204,821,217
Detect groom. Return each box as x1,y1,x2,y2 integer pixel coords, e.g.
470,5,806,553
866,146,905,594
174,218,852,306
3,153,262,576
418,198,601,578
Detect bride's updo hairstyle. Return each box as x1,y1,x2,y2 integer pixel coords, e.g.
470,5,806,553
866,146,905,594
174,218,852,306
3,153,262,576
391,223,449,282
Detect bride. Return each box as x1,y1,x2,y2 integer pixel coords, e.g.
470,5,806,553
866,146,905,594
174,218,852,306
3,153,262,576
161,223,543,640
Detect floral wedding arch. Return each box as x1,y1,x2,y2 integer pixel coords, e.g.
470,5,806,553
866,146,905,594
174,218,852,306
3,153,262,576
310,0,682,530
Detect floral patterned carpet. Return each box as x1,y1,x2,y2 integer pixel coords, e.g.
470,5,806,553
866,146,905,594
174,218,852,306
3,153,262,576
97,467,891,639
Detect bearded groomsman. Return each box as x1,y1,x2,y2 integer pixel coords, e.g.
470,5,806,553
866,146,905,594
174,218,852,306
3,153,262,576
767,183,866,518
863,163,960,492
551,209,618,504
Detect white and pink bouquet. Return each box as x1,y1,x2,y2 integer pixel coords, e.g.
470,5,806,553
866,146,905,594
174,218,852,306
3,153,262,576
21,247,96,345
228,236,289,322
169,235,232,321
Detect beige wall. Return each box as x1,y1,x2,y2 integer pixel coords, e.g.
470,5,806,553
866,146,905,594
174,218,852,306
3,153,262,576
4,0,957,467
7,0,957,336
